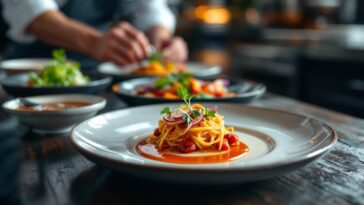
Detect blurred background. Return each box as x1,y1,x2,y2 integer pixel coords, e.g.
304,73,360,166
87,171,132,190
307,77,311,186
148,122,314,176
166,0,364,118
0,0,363,118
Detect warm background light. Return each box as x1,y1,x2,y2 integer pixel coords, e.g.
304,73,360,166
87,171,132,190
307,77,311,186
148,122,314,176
195,5,208,20
194,5,231,25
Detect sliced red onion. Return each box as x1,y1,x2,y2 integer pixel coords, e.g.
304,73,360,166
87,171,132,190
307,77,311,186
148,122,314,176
209,106,218,111
163,115,184,124
144,85,156,91
162,109,184,123
172,115,183,121
191,111,203,126
164,109,204,133
178,111,203,135
221,79,230,86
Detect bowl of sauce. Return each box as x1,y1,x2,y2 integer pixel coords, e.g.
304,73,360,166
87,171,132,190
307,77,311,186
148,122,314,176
2,94,106,133
16,101,91,111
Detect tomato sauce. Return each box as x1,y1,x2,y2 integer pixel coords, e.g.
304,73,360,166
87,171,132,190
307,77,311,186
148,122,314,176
136,139,249,164
17,101,90,111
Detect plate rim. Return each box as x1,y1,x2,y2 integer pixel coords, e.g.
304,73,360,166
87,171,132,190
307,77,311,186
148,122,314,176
70,103,337,172
1,72,112,89
97,61,222,78
0,58,51,70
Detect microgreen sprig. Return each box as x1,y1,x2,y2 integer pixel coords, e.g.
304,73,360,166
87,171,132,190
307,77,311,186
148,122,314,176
160,107,172,116
204,108,216,118
177,87,195,125
160,87,217,126
147,51,164,63
177,87,194,109
154,72,191,88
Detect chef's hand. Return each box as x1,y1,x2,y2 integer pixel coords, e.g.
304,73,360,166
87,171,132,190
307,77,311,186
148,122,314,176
92,22,150,66
155,36,188,63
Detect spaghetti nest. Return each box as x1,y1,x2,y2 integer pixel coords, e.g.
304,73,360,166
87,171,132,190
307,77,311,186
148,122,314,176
150,103,239,153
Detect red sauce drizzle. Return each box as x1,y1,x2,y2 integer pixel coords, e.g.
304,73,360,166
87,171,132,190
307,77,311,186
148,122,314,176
136,139,249,164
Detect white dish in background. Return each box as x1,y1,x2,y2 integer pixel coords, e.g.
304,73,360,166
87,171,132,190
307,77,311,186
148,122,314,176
0,58,50,75
1,73,112,97
97,61,222,79
70,103,337,184
112,77,266,105
185,62,222,77
3,94,106,133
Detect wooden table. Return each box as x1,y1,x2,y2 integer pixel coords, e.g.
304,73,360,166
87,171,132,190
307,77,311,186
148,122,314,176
1,91,363,205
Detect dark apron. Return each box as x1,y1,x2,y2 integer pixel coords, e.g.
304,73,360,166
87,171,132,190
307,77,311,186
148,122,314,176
3,0,135,70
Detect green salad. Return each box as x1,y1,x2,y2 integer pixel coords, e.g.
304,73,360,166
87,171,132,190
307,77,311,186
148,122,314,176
28,50,89,87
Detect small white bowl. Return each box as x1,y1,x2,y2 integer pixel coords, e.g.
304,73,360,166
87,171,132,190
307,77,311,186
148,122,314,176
2,94,106,133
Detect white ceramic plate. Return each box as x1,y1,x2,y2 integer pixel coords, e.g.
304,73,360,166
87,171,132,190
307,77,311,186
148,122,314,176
1,73,111,97
97,62,222,80
112,77,266,105
70,103,336,184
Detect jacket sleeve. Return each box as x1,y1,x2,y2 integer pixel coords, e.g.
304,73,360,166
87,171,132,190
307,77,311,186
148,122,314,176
1,0,59,43
131,0,176,32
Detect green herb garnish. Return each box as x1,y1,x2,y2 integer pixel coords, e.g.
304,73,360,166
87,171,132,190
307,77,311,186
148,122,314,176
29,49,89,87
159,87,218,126
177,87,195,125
192,110,201,117
154,77,171,88
147,51,164,63
154,72,191,89
175,72,191,88
53,49,67,63
177,87,194,108
204,108,216,118
183,114,193,125
160,107,172,116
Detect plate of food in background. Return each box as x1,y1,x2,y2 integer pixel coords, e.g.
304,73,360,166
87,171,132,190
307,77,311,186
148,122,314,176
1,50,111,97
97,51,222,81
70,88,337,184
0,58,51,76
112,72,266,105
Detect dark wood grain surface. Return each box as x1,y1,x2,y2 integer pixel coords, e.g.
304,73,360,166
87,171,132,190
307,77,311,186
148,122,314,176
0,90,363,205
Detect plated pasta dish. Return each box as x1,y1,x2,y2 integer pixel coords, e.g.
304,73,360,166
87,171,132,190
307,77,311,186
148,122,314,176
131,61,186,76
136,72,235,99
131,51,186,76
136,87,248,164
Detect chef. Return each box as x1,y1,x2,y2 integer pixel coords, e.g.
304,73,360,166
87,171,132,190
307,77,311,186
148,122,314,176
1,0,187,69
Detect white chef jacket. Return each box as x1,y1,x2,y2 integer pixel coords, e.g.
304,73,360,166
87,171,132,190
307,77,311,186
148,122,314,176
1,0,176,43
